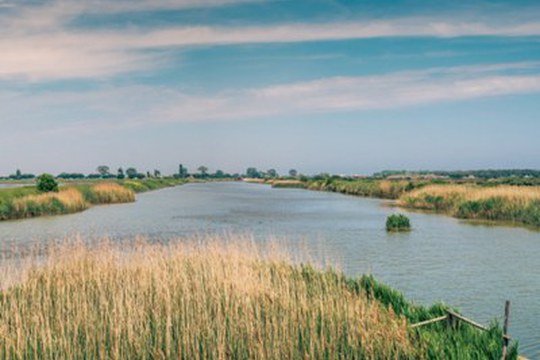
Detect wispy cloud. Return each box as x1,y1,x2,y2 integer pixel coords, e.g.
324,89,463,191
3,63,539,139
1,0,540,81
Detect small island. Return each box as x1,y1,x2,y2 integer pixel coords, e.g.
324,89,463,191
386,214,412,232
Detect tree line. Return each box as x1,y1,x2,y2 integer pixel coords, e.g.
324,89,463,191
0,165,301,181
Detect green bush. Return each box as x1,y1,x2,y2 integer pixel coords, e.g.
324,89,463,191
386,214,411,232
36,173,59,193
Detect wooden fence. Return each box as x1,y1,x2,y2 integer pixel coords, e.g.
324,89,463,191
411,300,512,360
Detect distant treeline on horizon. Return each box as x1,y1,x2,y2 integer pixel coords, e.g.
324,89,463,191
2,167,540,182
373,169,540,179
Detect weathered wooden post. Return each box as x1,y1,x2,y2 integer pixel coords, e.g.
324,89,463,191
447,311,457,329
501,300,510,360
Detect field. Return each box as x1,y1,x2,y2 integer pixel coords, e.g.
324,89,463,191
0,237,517,359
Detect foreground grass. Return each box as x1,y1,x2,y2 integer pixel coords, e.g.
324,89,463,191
0,238,517,359
400,184,540,228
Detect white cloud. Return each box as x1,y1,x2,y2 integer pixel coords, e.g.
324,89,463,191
1,0,540,81
2,63,539,139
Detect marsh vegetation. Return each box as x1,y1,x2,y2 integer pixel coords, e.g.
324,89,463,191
0,178,186,221
0,237,517,359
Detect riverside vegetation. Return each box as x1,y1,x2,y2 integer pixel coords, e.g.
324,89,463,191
400,185,540,228
386,214,411,232
272,178,540,228
0,178,186,221
0,237,517,359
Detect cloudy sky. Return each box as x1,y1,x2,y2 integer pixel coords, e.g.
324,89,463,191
1,0,540,176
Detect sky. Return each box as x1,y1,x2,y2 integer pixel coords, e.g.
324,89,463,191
1,0,540,176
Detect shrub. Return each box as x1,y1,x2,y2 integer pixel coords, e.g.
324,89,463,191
36,173,59,193
386,214,411,232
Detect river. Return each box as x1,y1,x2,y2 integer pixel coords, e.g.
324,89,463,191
0,182,538,357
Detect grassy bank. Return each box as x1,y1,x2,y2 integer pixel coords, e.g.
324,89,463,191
274,178,419,199
121,177,187,193
400,184,540,228
0,178,186,221
0,238,517,359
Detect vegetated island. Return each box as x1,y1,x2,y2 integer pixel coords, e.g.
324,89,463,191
0,237,518,359
269,169,540,229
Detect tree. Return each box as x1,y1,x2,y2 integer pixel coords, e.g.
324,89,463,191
126,167,138,179
198,166,208,178
289,169,298,177
154,169,161,178
96,165,110,177
214,170,225,178
15,169,21,179
246,167,260,178
36,173,58,193
117,168,125,180
266,169,278,178
178,164,188,178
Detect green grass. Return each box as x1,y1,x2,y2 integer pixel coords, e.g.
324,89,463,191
304,178,420,199
350,275,518,360
0,187,38,220
121,178,187,193
386,214,411,232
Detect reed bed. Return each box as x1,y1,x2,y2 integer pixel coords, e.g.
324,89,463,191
121,178,187,193
88,182,136,204
5,188,88,220
270,180,307,189
400,185,540,227
0,182,141,221
0,237,517,359
306,179,413,199
0,238,414,359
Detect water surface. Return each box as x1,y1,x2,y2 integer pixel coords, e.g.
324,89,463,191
0,182,538,357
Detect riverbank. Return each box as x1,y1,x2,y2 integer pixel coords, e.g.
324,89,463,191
0,178,186,221
272,179,540,229
0,237,517,359
399,184,540,228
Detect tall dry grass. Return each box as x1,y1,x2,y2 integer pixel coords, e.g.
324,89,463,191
400,184,540,227
0,182,138,221
0,238,415,359
9,188,88,219
89,182,136,204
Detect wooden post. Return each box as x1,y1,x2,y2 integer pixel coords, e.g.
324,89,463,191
447,312,457,329
501,300,510,360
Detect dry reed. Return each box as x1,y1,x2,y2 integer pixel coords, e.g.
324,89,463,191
399,184,540,227
0,237,414,359
90,182,136,204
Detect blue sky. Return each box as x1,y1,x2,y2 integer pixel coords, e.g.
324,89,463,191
1,0,540,176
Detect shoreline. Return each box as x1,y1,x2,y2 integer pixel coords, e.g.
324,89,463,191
0,178,187,222
270,179,540,230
